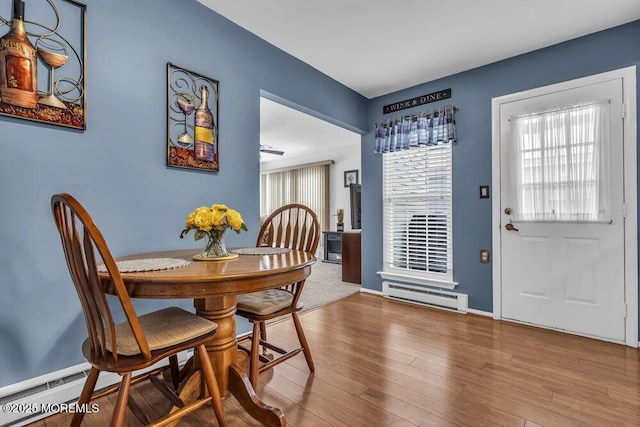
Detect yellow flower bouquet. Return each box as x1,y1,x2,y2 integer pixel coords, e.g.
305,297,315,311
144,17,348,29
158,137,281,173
180,204,248,258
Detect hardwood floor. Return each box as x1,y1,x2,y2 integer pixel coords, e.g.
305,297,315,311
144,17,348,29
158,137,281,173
30,293,640,426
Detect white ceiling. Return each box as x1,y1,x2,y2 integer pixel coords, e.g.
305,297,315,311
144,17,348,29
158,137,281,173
198,0,640,163
259,98,360,166
199,0,640,99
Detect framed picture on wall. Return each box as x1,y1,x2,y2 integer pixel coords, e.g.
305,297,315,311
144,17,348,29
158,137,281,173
0,0,87,129
167,62,220,172
344,169,358,187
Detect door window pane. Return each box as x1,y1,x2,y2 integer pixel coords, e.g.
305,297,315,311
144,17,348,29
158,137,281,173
512,102,611,222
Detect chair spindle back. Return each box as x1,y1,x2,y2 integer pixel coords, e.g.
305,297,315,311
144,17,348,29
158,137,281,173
257,204,320,254
51,193,150,363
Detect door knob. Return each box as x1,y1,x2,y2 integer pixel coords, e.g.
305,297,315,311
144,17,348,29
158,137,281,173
505,223,519,232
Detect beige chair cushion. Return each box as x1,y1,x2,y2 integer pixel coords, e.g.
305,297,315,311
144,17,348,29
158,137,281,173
237,289,301,315
106,306,217,356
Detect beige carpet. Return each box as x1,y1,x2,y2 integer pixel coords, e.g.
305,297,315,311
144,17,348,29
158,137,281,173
265,261,360,325
300,260,361,313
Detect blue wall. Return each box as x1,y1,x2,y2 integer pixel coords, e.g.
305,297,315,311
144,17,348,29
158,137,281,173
0,0,367,387
2,0,639,390
361,21,640,314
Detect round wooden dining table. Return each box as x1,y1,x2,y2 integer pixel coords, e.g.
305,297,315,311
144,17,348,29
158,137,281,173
100,248,316,427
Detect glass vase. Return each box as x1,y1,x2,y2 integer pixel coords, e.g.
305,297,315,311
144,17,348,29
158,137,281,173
202,229,229,258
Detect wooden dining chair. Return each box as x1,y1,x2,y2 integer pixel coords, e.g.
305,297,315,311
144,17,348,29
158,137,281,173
50,193,227,427
236,204,320,387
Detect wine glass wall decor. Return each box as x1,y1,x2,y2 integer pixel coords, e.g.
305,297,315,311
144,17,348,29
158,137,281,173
0,0,86,130
167,62,220,172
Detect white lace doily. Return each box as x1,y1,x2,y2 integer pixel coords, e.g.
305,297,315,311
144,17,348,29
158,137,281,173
231,247,292,255
97,258,191,273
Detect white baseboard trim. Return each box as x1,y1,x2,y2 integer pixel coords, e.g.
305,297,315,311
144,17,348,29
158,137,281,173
0,351,191,427
467,308,493,317
359,287,383,296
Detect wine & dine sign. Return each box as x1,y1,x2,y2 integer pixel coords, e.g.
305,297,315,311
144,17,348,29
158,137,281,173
383,89,451,114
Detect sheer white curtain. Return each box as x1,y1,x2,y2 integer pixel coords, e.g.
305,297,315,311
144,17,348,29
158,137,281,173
260,163,330,231
512,101,611,222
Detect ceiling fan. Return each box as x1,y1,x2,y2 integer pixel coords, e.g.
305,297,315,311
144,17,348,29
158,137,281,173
260,144,284,155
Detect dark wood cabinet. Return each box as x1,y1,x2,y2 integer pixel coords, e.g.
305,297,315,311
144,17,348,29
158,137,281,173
341,232,361,284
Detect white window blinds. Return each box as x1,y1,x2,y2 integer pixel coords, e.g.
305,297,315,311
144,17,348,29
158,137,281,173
382,145,453,280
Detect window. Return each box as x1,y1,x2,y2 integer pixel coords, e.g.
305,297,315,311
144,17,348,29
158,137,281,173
512,101,611,222
382,145,453,284
260,163,330,231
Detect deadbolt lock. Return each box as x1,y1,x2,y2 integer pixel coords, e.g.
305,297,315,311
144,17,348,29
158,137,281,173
504,207,512,215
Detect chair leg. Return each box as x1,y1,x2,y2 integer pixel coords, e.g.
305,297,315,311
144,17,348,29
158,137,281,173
259,321,268,355
168,354,181,390
111,373,132,427
197,344,227,426
292,312,314,372
249,322,261,388
71,366,100,427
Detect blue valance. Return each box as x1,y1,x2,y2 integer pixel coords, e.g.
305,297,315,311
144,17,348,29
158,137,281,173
374,104,457,154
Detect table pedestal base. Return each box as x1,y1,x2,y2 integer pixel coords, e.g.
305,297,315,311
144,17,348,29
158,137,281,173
180,295,286,426
228,363,285,426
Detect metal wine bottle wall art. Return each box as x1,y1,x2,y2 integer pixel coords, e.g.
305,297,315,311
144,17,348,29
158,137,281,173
167,62,220,172
0,0,86,129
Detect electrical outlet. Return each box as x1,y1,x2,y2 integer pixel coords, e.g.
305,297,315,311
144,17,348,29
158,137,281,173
480,249,490,263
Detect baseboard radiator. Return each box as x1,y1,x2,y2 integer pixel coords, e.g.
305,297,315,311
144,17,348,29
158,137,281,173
0,351,190,426
382,281,468,313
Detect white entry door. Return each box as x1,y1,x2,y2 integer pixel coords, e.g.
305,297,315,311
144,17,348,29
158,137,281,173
498,77,627,342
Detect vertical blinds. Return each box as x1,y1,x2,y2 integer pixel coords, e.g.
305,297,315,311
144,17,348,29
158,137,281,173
260,164,330,231
382,144,453,279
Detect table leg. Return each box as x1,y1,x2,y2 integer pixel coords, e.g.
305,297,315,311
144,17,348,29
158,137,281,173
193,296,286,426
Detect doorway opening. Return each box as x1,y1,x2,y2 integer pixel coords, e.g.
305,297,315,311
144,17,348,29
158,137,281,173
259,96,361,255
